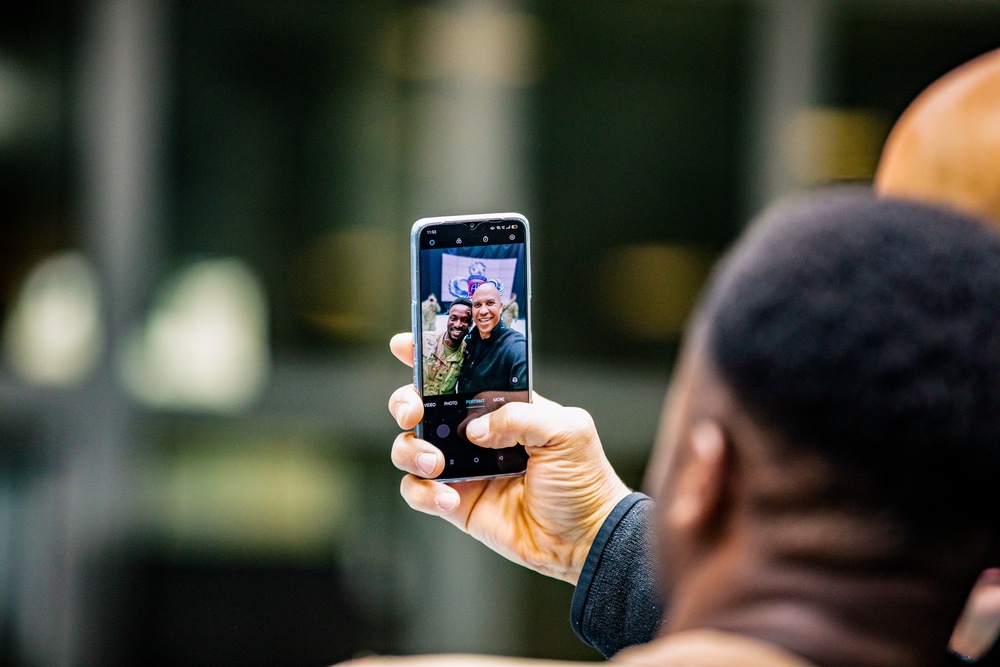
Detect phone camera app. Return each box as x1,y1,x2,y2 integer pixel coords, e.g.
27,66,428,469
416,215,530,480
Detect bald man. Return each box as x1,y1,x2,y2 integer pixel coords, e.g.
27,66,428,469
875,48,1000,225
457,281,527,395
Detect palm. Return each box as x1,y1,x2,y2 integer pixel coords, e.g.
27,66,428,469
447,427,626,583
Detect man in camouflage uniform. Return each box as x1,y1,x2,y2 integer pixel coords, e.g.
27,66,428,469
421,298,473,395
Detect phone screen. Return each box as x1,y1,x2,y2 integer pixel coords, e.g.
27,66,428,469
411,213,531,481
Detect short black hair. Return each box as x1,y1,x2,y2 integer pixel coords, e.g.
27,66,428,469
700,189,1000,541
450,297,473,309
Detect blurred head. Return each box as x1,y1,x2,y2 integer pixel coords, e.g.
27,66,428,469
444,298,473,347
875,48,1000,227
471,282,503,338
653,190,1000,625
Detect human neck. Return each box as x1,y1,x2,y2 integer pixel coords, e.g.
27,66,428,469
664,533,968,667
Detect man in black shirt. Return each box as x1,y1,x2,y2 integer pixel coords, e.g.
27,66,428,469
457,281,527,395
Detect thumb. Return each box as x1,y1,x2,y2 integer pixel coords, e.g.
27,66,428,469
467,401,597,453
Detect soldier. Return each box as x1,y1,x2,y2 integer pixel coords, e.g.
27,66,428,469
421,298,472,395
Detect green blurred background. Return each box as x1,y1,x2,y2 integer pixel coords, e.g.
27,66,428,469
1,1,998,665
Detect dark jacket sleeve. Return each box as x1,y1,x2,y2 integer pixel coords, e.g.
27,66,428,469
570,492,665,658
507,338,527,390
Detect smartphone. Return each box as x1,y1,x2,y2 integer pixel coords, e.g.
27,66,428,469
411,212,532,481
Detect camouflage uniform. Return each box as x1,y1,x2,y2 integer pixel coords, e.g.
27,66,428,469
422,331,465,395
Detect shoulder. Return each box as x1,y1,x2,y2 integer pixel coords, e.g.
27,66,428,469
422,331,441,353
500,326,525,344
497,327,526,354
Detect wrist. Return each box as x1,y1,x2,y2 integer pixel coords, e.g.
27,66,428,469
565,476,632,585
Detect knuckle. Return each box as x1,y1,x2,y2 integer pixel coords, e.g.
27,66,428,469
500,399,532,422
390,433,412,468
493,402,531,439
399,476,419,508
387,388,407,414
399,475,421,502
488,405,512,431
559,406,596,437
399,475,437,514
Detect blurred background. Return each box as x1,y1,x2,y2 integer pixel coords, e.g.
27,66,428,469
1,0,998,665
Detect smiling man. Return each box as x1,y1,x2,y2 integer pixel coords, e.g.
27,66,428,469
421,297,473,395
457,281,527,395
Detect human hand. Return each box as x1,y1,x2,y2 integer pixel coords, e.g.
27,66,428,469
388,333,631,585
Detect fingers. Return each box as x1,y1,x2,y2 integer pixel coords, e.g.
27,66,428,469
390,332,414,367
388,384,423,430
399,474,462,515
391,431,444,478
466,400,597,452
390,411,464,522
387,333,422,429
388,335,557,435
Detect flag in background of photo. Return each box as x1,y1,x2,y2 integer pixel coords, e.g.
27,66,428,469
440,255,519,300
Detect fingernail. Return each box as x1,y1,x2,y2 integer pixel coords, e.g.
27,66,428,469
466,417,488,441
415,452,436,476
395,404,410,425
435,490,459,512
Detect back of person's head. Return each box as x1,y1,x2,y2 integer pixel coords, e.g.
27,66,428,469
698,189,1000,568
876,48,1000,227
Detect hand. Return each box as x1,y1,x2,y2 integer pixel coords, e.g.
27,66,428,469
388,333,631,584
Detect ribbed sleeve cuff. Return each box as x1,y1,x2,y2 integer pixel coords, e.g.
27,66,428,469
570,492,663,657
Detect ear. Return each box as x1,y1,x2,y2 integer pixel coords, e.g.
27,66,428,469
667,419,729,531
